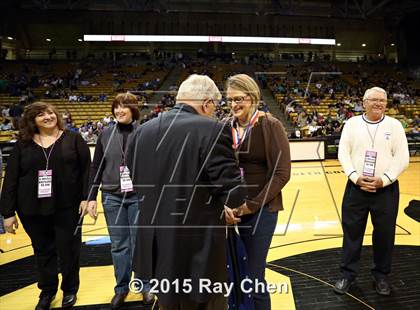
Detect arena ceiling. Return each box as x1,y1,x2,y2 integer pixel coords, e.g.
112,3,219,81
2,0,420,19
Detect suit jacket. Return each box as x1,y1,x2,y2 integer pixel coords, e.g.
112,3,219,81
127,104,246,304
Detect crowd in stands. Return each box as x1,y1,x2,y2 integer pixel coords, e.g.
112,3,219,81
1,59,419,143
0,61,170,142
266,63,419,138
0,61,167,100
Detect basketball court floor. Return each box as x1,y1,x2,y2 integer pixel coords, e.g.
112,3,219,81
1,159,419,310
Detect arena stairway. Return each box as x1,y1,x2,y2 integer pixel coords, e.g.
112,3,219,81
261,88,295,134
144,64,179,109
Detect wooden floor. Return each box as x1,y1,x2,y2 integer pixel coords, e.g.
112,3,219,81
1,159,419,310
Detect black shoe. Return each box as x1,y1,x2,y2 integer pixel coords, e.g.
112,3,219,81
110,292,128,309
142,292,156,305
62,293,77,308
333,278,353,294
35,295,55,310
375,278,391,296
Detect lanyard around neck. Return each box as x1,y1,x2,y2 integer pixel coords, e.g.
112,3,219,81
115,124,133,166
364,114,382,149
39,130,61,171
231,109,259,150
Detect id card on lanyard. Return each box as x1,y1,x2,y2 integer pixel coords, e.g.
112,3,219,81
38,170,52,198
363,150,377,177
37,131,60,198
116,125,134,193
363,119,380,177
120,166,133,192
231,110,259,180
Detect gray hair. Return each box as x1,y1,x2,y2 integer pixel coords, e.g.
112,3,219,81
176,74,222,103
363,87,387,101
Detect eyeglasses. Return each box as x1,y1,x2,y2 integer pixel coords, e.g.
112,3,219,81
226,95,249,105
365,98,387,104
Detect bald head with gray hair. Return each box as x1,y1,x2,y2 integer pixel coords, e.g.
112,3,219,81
363,87,387,101
176,74,222,104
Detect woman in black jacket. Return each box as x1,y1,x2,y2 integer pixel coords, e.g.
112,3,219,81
0,102,91,310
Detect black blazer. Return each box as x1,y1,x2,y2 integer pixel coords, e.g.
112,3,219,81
0,130,91,218
127,104,246,304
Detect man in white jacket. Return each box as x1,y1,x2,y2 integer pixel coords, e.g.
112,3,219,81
334,87,409,296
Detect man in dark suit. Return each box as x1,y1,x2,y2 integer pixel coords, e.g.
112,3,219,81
127,74,247,309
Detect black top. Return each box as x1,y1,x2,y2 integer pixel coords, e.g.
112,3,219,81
116,122,133,147
0,130,91,218
88,122,137,200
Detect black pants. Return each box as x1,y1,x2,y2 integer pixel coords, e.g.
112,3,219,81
340,180,399,281
19,207,82,297
159,294,227,310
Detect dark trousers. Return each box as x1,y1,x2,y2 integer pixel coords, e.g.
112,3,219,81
238,206,278,310
19,207,82,297
340,180,399,281
159,294,227,310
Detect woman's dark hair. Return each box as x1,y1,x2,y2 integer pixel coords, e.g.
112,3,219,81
18,102,64,142
111,92,140,121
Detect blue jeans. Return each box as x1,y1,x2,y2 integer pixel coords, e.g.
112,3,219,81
102,192,149,294
238,206,278,310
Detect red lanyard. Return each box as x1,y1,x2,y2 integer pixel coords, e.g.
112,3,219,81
231,110,259,150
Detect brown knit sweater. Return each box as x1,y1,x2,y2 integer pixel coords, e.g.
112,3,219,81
235,112,291,213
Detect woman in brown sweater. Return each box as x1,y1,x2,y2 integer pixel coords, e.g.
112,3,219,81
226,74,291,310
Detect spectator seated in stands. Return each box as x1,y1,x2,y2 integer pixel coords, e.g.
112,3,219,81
388,105,399,116
85,117,94,128
85,128,97,144
1,106,10,117
399,116,409,129
259,102,270,113
96,121,104,133
0,119,13,131
290,128,302,139
79,126,89,140
66,122,79,132
78,93,87,102
62,109,72,124
353,101,363,112
98,93,107,102
9,132,18,143
102,113,113,125
9,103,24,129
414,114,420,127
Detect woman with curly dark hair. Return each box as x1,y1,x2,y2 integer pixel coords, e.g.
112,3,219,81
0,102,91,310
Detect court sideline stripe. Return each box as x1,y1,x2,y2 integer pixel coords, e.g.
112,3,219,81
267,262,376,310
0,226,108,254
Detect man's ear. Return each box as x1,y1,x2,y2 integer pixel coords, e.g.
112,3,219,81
196,100,207,115
362,100,367,109
202,99,210,112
